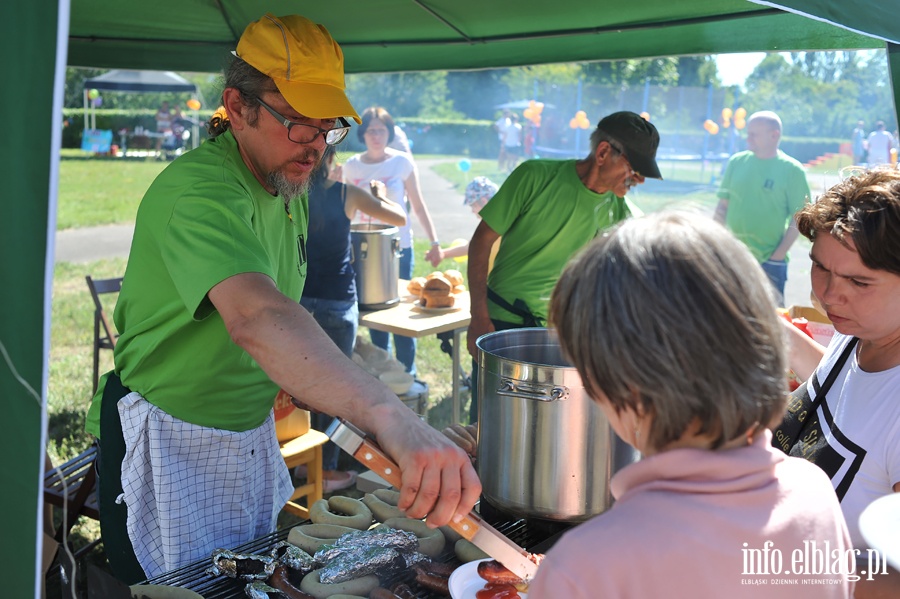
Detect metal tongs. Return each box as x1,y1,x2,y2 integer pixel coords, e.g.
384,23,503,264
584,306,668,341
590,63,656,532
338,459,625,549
326,418,539,581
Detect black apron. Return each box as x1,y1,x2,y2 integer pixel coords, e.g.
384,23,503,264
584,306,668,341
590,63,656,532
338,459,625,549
772,336,861,500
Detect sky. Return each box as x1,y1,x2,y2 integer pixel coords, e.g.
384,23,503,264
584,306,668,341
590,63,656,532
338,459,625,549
715,52,767,87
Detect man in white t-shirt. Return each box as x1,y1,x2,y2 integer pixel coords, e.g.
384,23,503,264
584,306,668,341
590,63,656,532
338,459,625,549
501,113,523,172
866,120,895,167
493,109,511,169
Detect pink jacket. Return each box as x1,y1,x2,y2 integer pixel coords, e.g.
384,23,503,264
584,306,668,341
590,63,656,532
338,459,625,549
528,431,854,598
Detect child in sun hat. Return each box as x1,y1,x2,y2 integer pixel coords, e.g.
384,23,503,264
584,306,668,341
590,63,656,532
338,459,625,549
427,176,500,266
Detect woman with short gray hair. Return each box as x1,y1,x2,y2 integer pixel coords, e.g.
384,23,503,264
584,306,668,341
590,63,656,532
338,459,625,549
527,211,853,598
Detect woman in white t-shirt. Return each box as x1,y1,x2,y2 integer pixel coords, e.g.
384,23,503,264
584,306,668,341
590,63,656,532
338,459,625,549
781,168,900,596
342,106,441,375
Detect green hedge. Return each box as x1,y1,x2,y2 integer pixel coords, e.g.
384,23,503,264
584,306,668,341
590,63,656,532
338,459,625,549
61,108,214,149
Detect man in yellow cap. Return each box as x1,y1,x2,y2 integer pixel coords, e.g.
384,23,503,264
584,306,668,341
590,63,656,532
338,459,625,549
86,13,480,581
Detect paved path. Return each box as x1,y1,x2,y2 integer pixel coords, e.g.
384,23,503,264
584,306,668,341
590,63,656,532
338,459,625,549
55,158,834,308
53,158,476,264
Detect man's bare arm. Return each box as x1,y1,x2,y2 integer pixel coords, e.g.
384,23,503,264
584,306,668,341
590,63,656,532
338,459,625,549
209,273,480,525
466,221,501,357
713,198,729,224
769,217,801,261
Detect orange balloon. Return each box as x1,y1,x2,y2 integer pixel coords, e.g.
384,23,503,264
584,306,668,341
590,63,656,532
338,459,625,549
523,108,535,120
575,110,587,119
721,108,733,120
735,107,747,119
529,100,537,110
569,118,579,129
187,99,201,111
534,102,544,113
704,119,720,134
734,117,746,130
722,117,731,128
640,112,650,121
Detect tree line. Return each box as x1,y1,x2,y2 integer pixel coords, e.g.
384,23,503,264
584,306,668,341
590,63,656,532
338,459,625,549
66,49,895,142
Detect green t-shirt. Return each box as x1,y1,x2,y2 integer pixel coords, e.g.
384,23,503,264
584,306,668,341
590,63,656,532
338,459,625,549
86,131,308,436
479,159,638,325
717,150,810,263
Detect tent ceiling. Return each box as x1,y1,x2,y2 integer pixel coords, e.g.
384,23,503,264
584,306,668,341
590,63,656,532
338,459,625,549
83,69,197,92
68,0,897,74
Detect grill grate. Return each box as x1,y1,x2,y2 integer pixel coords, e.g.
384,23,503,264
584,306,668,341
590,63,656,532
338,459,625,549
140,517,548,598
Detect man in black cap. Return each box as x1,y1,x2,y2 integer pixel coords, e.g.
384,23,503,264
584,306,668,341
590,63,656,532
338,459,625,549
464,111,661,418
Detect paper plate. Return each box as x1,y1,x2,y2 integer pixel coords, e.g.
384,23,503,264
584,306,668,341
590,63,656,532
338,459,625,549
130,585,204,599
858,493,900,570
448,559,528,599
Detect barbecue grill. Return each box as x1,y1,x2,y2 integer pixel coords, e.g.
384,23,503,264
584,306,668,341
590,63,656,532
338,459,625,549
138,516,560,598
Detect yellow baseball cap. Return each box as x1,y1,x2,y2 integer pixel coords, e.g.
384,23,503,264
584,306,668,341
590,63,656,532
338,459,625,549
235,14,361,124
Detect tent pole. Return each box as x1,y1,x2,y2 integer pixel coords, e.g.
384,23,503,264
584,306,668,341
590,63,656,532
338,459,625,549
83,89,88,133
889,42,899,136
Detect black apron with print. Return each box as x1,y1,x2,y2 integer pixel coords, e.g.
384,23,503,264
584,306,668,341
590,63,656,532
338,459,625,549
772,336,863,500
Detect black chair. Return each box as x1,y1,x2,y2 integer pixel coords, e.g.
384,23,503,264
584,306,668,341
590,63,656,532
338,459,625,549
43,444,100,558
85,275,122,394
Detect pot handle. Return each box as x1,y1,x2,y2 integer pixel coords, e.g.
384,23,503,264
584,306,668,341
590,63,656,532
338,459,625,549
496,378,568,402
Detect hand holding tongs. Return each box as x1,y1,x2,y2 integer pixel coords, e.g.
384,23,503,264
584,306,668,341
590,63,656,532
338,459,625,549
326,418,539,581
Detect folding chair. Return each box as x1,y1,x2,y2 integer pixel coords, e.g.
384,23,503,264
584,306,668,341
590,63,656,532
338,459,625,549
85,275,123,394
43,444,100,558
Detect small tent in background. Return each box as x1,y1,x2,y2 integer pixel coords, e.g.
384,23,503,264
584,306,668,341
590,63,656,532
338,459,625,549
4,1,898,597
82,70,201,151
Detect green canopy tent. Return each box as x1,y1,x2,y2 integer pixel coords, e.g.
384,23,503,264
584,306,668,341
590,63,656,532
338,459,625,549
3,1,897,596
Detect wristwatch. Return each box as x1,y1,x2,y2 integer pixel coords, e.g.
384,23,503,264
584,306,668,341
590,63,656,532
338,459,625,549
431,240,441,247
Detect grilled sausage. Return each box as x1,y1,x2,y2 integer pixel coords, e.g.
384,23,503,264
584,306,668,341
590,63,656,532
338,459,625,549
268,566,316,599
390,583,417,599
308,496,373,530
414,564,451,595
420,560,458,578
476,560,524,586
362,492,405,522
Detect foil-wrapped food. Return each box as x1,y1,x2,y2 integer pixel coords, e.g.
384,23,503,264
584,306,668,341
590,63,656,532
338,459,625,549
313,525,418,563
243,580,284,599
270,541,315,574
318,545,403,584
206,549,276,581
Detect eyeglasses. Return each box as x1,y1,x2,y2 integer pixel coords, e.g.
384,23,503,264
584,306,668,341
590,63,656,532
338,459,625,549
256,97,351,146
607,139,641,179
364,127,390,137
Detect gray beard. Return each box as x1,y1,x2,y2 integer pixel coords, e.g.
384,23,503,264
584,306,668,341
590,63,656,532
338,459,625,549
267,170,309,203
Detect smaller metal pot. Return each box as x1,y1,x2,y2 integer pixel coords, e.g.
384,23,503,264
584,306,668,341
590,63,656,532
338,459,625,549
351,223,401,311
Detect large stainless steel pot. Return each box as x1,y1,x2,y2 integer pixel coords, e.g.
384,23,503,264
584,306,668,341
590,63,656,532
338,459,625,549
476,328,640,522
351,223,401,311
